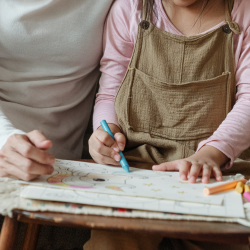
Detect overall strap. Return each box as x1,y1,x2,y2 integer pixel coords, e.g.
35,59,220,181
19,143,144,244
225,0,241,34
142,0,153,22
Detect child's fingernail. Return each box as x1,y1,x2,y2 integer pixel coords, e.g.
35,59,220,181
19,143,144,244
203,176,208,182
181,174,186,180
118,143,124,150
217,176,222,181
114,154,120,162
189,176,195,182
113,147,119,152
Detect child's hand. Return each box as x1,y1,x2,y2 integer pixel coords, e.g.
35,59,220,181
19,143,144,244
89,124,126,166
152,145,229,184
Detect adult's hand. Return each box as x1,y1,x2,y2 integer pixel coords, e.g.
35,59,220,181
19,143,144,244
89,124,126,166
0,130,55,181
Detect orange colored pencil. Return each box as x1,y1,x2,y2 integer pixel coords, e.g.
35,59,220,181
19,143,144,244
203,179,247,195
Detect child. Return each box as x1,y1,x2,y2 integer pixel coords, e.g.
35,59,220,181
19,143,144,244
89,0,250,185
87,1,250,249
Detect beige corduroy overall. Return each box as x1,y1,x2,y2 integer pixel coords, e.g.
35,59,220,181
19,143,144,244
84,1,250,250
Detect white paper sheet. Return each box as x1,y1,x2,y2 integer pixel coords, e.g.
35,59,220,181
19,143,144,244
21,186,245,218
16,159,235,205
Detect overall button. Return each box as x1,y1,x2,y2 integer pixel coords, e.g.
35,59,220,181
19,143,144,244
222,24,232,34
140,20,150,30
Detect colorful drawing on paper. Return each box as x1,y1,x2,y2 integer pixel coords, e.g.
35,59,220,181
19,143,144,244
16,159,229,206
44,162,148,192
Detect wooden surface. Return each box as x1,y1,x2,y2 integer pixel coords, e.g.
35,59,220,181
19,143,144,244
22,223,41,250
14,209,250,245
0,215,19,250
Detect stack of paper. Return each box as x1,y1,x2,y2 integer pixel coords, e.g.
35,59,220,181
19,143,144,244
20,159,245,218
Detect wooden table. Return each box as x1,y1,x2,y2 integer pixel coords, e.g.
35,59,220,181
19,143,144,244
1,160,250,250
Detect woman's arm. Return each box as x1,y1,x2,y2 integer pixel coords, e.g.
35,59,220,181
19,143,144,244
0,109,25,149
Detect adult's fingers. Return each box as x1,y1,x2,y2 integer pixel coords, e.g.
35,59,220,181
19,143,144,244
114,132,126,151
5,149,54,175
0,168,20,179
201,164,212,184
9,135,55,165
0,168,10,178
0,158,38,181
189,163,202,183
26,130,52,150
6,134,54,165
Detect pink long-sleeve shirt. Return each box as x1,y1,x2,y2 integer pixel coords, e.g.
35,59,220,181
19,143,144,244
94,0,250,169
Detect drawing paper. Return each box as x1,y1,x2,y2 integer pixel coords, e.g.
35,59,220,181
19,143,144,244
21,186,245,218
16,159,239,205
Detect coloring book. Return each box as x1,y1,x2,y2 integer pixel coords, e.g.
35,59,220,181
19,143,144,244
18,159,245,218
21,185,244,218
18,159,225,205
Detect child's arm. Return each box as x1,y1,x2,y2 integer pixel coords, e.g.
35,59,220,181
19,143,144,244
154,2,250,183
90,0,135,164
93,0,135,132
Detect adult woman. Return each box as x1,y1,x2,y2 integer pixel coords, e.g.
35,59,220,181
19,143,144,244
0,0,113,180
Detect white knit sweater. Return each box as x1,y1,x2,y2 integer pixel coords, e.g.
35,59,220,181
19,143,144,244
0,0,113,159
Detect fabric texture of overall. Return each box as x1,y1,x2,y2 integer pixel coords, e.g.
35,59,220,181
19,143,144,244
115,0,243,166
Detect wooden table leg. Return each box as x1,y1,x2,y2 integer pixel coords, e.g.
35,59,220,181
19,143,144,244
0,215,19,250
22,223,41,250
